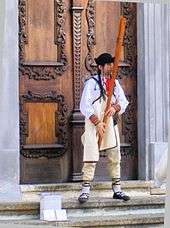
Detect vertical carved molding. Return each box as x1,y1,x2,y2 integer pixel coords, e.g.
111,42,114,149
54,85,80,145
85,0,96,74
18,0,28,64
72,6,84,110
120,3,137,77
120,2,137,151
70,5,84,181
119,3,138,179
54,0,68,75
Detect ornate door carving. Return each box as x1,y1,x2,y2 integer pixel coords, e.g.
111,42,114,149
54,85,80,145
19,0,137,183
19,0,72,183
71,1,138,181
91,2,138,180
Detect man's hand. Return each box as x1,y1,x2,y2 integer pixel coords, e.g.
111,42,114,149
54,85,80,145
105,99,121,117
105,105,116,117
96,122,106,138
113,99,121,112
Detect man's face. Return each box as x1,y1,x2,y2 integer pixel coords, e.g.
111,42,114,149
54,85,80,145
99,63,113,78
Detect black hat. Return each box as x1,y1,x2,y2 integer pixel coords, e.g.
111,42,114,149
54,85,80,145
94,53,115,66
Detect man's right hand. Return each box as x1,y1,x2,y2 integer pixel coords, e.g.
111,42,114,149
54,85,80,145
96,122,106,138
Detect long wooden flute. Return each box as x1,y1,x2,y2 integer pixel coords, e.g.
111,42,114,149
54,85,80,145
98,16,126,148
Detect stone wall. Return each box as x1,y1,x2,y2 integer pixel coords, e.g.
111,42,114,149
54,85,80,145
0,0,20,200
137,3,170,182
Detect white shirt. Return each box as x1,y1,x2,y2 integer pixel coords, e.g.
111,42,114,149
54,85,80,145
80,75,129,119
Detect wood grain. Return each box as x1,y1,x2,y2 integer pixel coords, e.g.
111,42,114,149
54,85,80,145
25,102,58,144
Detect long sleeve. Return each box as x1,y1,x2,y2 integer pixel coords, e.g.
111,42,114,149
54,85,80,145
113,79,129,115
80,79,96,119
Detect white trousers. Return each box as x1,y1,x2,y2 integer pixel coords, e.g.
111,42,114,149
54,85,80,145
82,125,121,181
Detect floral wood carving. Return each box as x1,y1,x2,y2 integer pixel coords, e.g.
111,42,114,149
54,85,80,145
122,94,137,148
119,3,137,154
20,91,68,158
119,2,137,77
19,0,67,80
72,7,84,109
85,0,96,74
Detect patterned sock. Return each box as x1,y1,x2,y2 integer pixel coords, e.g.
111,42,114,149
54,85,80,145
112,178,121,193
81,182,91,194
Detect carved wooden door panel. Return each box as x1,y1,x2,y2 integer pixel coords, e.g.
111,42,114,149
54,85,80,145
19,0,137,184
90,2,138,180
71,1,138,181
19,0,72,183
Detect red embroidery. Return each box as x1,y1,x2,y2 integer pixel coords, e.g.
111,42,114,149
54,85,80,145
102,77,111,96
105,78,111,94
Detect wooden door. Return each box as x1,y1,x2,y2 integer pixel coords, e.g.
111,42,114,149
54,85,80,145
71,1,138,181
19,0,137,184
19,0,73,183
93,2,138,180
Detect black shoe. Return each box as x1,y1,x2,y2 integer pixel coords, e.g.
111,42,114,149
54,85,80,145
78,193,90,204
113,191,130,201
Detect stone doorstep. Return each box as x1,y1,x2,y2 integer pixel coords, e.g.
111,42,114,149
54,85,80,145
0,211,164,227
21,189,151,204
20,181,152,193
150,187,166,195
0,181,165,225
20,180,166,202
0,195,165,213
54,212,164,227
63,195,165,210
0,195,165,226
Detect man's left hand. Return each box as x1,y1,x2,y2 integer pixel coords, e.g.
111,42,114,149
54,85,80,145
105,106,116,117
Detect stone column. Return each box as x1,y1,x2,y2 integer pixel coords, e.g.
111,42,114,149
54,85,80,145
0,0,21,200
137,3,170,181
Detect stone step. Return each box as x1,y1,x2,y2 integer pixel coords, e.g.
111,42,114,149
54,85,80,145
0,209,164,227
65,195,165,210
21,181,152,193
0,181,165,218
0,194,165,219
21,181,154,201
150,185,166,195
21,181,166,207
0,181,165,226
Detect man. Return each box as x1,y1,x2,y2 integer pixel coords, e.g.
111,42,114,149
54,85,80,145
78,53,130,203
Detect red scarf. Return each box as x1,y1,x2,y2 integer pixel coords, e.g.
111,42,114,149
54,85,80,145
102,77,111,96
